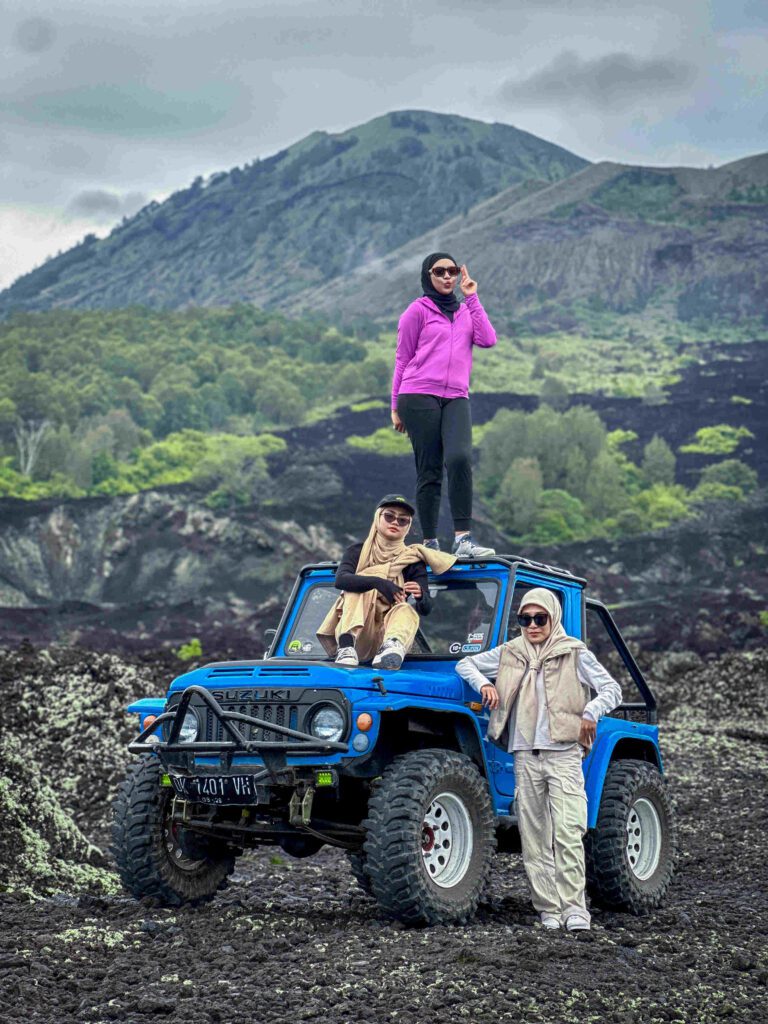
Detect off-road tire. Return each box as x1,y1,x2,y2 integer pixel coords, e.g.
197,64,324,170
112,758,237,907
363,749,496,926
586,759,677,914
346,850,373,896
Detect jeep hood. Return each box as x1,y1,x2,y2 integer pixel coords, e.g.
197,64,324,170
168,658,465,701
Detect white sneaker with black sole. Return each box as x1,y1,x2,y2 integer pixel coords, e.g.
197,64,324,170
372,637,406,671
335,646,359,667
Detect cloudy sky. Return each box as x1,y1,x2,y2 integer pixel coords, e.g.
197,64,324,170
1,0,766,289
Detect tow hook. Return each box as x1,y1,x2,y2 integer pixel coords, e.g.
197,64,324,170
289,785,315,826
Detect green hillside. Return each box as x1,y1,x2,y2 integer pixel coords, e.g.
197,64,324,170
0,111,586,315
1,305,762,550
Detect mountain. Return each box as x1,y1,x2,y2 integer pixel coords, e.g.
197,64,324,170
0,111,586,314
297,153,768,328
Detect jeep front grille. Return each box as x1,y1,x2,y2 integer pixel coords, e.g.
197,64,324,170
204,700,300,743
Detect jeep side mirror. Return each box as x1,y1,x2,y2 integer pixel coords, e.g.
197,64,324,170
264,628,277,644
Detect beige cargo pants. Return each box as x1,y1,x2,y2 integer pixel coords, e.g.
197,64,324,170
514,747,590,924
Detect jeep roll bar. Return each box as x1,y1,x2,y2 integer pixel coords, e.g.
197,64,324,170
586,598,658,724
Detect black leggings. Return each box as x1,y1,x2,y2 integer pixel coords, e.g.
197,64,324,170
397,394,472,538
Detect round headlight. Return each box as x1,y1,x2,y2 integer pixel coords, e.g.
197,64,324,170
178,709,199,744
309,705,345,743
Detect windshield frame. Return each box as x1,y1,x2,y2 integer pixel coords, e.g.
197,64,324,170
278,572,505,661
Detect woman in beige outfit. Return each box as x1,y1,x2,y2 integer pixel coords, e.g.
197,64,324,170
456,587,621,931
317,494,456,670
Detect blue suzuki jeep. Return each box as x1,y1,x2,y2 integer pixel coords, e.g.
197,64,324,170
113,555,677,925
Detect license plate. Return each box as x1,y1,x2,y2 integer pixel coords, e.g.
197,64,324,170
170,774,262,805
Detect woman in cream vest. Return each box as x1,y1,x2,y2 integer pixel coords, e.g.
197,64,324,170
456,587,621,931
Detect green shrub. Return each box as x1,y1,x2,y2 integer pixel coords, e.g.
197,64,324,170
176,638,202,661
690,482,745,504
679,425,754,455
350,399,387,412
347,427,411,456
698,459,758,494
632,484,690,528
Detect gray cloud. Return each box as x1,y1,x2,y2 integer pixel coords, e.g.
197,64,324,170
498,51,698,113
67,189,147,221
7,81,245,137
13,17,57,54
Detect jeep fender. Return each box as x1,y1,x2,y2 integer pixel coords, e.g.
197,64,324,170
371,703,491,780
584,721,662,829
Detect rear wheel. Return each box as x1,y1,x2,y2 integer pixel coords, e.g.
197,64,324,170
112,758,237,906
586,759,677,914
363,749,495,926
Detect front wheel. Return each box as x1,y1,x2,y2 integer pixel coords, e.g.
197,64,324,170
585,759,678,914
363,749,496,926
112,758,237,906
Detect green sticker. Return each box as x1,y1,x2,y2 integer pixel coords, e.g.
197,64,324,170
287,640,302,652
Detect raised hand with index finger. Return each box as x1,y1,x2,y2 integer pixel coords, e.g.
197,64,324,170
460,264,477,296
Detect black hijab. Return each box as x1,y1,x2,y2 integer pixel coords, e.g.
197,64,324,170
421,252,461,321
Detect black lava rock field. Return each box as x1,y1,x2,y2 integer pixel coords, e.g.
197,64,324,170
1,643,766,1024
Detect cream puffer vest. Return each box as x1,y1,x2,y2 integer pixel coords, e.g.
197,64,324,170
486,643,590,749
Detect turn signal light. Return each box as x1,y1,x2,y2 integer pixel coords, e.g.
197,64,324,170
143,715,158,729
468,702,483,712
356,713,373,732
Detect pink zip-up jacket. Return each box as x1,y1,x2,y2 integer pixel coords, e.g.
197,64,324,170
391,294,497,411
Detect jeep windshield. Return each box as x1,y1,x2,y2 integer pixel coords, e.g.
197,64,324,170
282,578,500,659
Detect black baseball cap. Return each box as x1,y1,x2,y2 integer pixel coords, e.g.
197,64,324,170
376,493,416,516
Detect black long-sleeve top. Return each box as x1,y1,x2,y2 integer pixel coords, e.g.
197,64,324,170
335,542,433,616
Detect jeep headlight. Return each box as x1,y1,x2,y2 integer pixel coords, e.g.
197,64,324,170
177,709,199,744
309,705,345,743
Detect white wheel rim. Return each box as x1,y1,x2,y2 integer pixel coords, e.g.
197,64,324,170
626,797,662,881
421,791,474,889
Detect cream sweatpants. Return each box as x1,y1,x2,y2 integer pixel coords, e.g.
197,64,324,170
514,747,590,923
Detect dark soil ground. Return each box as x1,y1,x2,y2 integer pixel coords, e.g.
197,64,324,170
1,644,767,1024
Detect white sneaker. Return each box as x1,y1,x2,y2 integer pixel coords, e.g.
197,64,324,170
335,646,359,667
565,914,591,932
540,913,561,930
452,534,496,559
372,638,406,671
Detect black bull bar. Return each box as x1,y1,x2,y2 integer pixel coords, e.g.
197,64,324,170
128,684,349,771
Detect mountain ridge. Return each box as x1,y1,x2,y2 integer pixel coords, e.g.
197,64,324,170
0,110,587,315
295,151,768,328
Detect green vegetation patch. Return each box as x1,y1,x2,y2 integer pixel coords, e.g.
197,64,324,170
476,407,757,544
679,425,754,455
347,426,412,456
592,169,684,221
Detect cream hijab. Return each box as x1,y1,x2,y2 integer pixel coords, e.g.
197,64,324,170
510,587,584,669
355,508,456,581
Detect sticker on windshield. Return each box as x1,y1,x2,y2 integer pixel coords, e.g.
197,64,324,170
449,642,462,655
287,640,302,652
466,632,485,643
462,643,482,653
301,641,313,653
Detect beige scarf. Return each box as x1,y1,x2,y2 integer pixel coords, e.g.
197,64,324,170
502,587,585,744
317,509,456,653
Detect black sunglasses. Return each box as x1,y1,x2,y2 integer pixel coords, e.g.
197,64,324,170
517,613,549,628
381,509,412,528
430,266,460,279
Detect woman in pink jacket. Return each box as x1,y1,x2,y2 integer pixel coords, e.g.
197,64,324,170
391,252,498,557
